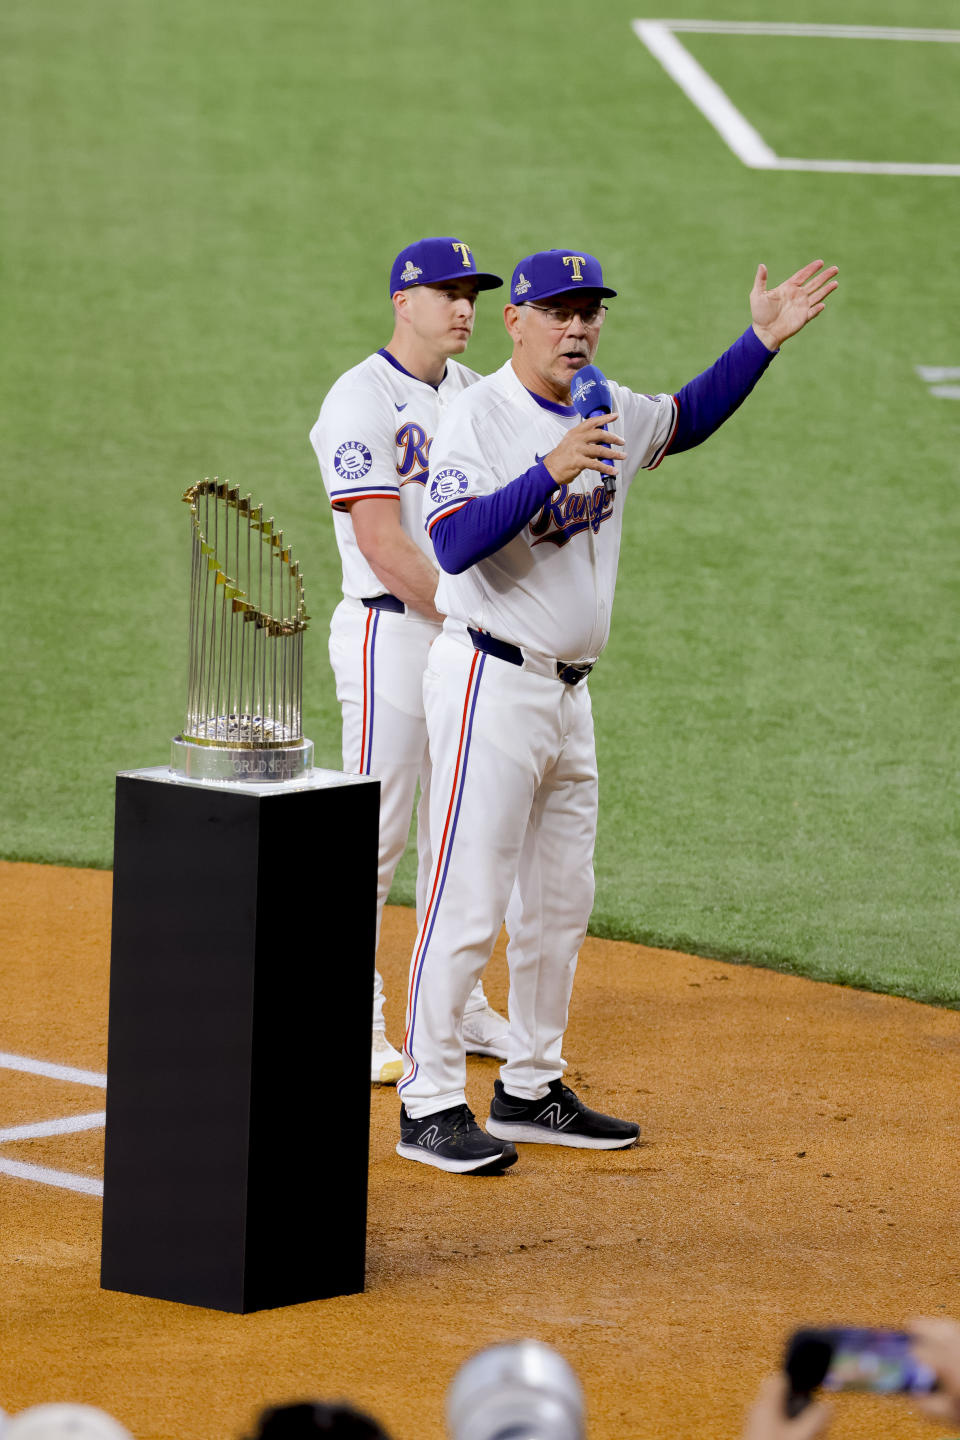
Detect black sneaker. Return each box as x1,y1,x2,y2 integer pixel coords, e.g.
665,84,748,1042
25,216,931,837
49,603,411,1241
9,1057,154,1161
397,1103,519,1174
486,1079,639,1149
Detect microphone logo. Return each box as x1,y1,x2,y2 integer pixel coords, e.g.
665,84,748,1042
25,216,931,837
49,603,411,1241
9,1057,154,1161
571,374,596,408
569,365,617,497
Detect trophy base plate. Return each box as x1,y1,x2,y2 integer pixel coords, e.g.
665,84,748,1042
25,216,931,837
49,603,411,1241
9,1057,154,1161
171,735,314,784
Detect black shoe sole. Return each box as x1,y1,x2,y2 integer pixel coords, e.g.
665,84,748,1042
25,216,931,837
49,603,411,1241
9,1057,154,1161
486,1117,639,1150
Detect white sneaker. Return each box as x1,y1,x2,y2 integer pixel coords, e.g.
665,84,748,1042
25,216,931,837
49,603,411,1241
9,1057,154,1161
372,1030,404,1085
462,1004,510,1059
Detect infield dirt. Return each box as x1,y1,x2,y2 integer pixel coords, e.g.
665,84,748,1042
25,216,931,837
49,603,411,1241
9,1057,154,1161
2,860,959,1440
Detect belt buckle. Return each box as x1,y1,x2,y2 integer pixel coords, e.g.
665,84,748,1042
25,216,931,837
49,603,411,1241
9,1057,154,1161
556,660,593,686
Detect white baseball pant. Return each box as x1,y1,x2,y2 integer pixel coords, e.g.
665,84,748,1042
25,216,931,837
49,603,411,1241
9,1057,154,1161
399,623,598,1117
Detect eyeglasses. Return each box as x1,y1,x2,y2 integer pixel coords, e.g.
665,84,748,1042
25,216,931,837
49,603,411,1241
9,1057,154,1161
521,302,607,327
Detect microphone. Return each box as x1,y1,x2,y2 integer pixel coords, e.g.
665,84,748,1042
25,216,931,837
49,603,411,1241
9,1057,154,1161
445,1340,586,1440
570,364,616,496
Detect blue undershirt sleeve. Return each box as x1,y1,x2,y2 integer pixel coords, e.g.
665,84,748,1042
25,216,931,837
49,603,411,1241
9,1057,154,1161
670,326,778,454
430,461,559,575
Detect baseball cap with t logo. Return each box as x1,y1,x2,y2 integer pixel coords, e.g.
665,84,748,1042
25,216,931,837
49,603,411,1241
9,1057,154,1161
510,249,617,304
389,237,503,295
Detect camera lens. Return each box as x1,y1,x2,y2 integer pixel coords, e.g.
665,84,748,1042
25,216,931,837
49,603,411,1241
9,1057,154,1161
446,1341,585,1440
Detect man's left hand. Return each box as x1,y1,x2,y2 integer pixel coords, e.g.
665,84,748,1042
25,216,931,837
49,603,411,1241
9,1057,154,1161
750,259,839,350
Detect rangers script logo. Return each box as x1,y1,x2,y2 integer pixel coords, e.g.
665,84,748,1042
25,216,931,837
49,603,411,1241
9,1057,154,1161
395,422,431,485
529,481,614,548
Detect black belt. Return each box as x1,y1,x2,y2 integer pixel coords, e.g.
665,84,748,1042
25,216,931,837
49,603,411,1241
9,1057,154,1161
361,593,405,613
468,627,594,686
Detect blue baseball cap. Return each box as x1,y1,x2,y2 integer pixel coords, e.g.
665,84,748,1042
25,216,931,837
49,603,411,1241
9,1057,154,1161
510,249,617,305
389,237,503,296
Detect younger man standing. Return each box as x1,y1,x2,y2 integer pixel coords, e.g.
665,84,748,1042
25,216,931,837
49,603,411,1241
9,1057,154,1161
310,238,510,1083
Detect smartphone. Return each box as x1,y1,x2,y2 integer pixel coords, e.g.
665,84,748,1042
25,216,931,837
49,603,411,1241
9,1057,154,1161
784,1327,938,1416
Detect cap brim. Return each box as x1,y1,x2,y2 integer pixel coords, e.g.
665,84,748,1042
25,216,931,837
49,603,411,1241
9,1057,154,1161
403,270,503,292
533,283,618,300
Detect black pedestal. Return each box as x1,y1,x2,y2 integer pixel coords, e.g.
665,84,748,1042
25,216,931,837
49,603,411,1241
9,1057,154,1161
100,766,379,1313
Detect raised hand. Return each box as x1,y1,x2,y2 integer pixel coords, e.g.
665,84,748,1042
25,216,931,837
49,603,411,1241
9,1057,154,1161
750,260,839,350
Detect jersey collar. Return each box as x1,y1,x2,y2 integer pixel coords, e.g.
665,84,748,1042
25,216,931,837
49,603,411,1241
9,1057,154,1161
504,358,577,416
377,347,447,391
524,387,577,417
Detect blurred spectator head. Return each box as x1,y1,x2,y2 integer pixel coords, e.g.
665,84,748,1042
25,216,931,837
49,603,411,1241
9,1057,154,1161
1,1405,133,1440
248,1402,391,1440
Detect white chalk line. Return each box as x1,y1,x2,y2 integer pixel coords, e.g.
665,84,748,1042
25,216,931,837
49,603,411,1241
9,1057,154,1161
0,1156,103,1197
631,20,960,177
0,1050,106,1087
633,20,775,168
0,1111,106,1143
916,365,960,400
659,21,960,43
773,158,960,177
0,1050,106,1195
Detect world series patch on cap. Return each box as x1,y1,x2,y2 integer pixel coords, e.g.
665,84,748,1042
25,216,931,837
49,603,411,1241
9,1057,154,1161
389,237,503,295
510,249,617,305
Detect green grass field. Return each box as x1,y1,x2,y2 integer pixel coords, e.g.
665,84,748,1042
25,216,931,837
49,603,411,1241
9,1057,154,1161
2,0,958,1005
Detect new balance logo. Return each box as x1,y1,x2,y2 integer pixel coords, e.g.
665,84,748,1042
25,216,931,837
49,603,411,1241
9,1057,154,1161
534,1102,575,1131
417,1126,442,1149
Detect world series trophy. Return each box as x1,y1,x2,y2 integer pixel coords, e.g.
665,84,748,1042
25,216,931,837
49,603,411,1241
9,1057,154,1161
171,478,313,782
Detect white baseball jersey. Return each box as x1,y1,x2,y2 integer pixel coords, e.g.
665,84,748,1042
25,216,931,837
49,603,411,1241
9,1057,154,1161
309,346,491,1037
399,359,676,1115
310,349,482,600
423,359,678,662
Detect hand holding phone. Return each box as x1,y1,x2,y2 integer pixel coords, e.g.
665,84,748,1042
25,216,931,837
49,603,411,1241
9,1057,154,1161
908,1317,960,1426
785,1327,938,1416
743,1375,832,1440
